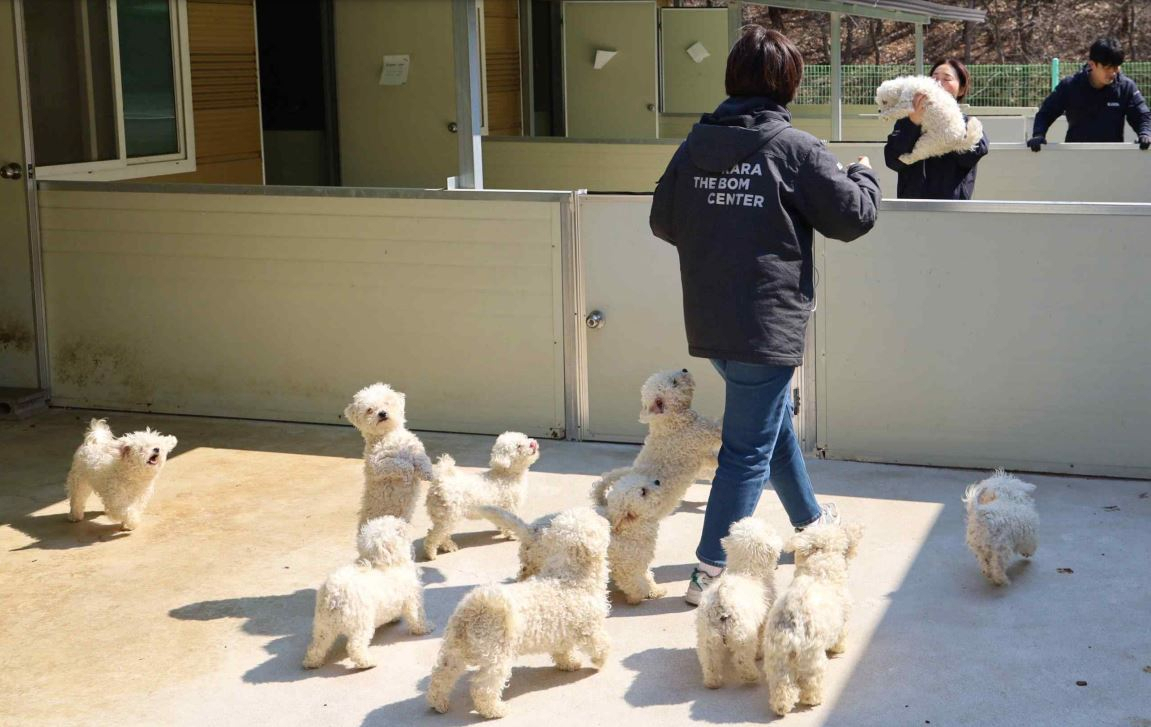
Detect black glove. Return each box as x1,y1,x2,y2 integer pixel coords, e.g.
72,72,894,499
1139,135,1151,150
1026,136,1046,152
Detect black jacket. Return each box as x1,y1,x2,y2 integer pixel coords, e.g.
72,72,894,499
884,116,989,200
1033,67,1151,142
650,97,880,367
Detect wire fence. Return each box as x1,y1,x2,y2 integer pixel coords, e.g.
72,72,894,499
796,61,1151,107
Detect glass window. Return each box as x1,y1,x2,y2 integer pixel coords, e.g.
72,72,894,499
117,0,179,157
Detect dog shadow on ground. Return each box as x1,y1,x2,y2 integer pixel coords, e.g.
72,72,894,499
7,512,130,551
622,647,776,723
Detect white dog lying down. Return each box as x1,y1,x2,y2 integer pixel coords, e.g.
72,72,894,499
302,516,431,669
876,75,984,165
427,507,611,719
343,383,433,524
963,469,1038,586
66,418,178,531
696,517,783,688
764,523,864,716
424,432,540,560
591,369,720,507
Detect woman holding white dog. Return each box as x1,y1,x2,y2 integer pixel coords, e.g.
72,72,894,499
884,58,989,200
650,26,880,605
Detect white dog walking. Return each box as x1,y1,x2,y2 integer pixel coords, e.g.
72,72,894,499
963,469,1038,586
65,418,178,531
876,75,984,165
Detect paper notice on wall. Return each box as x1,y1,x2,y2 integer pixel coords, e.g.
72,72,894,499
379,55,411,86
593,49,618,70
686,42,710,64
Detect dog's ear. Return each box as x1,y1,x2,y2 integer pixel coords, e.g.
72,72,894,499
120,443,133,459
648,397,665,415
163,435,178,453
342,402,359,425
490,448,513,470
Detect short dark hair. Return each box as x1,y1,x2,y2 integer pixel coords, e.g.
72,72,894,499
1090,37,1125,67
725,25,804,105
930,58,971,102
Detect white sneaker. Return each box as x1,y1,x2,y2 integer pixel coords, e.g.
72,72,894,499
795,503,840,532
684,567,722,606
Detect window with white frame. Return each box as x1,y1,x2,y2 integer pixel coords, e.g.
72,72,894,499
22,0,195,181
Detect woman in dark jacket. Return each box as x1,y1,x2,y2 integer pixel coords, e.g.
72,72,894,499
884,58,989,200
649,25,880,606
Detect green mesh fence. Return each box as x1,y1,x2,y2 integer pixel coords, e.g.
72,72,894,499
796,62,1151,107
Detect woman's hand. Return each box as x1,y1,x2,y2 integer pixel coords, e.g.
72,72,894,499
855,155,871,169
908,93,927,125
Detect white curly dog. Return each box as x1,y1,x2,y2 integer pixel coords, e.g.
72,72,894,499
603,471,682,604
876,75,984,165
963,469,1038,586
695,517,783,688
424,432,540,560
344,383,433,524
302,516,431,670
474,505,559,580
764,523,864,716
427,506,611,719
65,418,178,531
591,368,720,507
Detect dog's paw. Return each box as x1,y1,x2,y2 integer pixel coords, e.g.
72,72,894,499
898,153,918,165
427,694,451,714
703,676,723,689
409,622,434,636
440,539,459,553
736,668,761,684
301,657,323,669
352,658,378,670
554,657,581,672
477,701,509,719
648,585,667,599
66,513,83,522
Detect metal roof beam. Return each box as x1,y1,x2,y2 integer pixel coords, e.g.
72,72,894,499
743,0,930,25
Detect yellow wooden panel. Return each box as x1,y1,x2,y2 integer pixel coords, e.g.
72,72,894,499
140,157,263,184
188,0,255,54
192,107,262,161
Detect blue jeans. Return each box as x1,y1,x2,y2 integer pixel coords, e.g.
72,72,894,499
695,359,822,568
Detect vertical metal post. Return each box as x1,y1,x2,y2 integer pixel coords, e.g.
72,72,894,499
728,0,743,48
914,22,925,75
1051,57,1060,90
453,0,484,188
519,0,533,136
830,12,842,142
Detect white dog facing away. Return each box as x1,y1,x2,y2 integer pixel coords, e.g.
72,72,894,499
65,418,178,531
474,505,559,580
764,523,864,717
426,507,611,719
963,469,1039,586
876,75,984,165
424,432,540,560
590,369,721,507
695,517,783,688
344,383,433,524
302,516,431,670
602,471,679,604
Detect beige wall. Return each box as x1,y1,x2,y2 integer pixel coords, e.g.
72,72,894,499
37,187,567,437
333,0,458,188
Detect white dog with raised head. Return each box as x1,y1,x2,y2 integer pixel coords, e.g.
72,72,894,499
963,469,1038,586
302,516,431,669
764,523,864,716
65,418,178,531
344,383,433,524
424,432,540,560
696,517,783,688
603,471,681,604
876,75,984,165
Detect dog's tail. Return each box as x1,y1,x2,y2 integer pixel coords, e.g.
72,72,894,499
441,584,517,662
473,505,535,543
430,453,456,483
84,418,115,446
589,478,612,507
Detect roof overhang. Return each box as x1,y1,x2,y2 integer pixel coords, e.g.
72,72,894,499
744,0,986,25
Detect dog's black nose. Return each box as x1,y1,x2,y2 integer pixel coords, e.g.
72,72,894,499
682,368,688,373
152,448,159,454
378,411,388,420
653,479,661,486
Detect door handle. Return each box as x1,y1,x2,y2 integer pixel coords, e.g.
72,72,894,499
1,162,24,180
585,310,605,329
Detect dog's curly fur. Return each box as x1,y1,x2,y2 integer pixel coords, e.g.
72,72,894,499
696,518,783,688
426,507,611,719
963,469,1038,586
302,516,431,669
65,418,178,530
590,369,720,507
344,383,433,524
876,75,984,165
474,505,560,581
764,523,864,716
603,471,678,604
424,432,540,560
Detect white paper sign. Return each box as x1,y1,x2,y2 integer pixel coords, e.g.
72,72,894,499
379,55,410,86
686,42,710,64
593,49,617,70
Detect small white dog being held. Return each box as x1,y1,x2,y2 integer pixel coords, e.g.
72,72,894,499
344,383,433,524
66,418,178,531
302,516,431,669
427,506,611,719
424,432,540,560
696,517,783,688
764,523,864,717
876,75,984,165
963,469,1038,586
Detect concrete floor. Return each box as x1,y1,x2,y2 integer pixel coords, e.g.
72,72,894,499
1,409,1148,727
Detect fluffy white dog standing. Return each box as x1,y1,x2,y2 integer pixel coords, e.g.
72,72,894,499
65,418,178,530
764,523,864,716
963,469,1038,586
423,432,540,560
344,383,433,524
603,471,680,604
696,517,783,688
591,369,721,506
302,516,431,669
426,507,611,719
876,75,984,165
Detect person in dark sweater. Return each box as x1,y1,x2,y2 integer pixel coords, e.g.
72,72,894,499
884,58,989,200
650,25,880,606
1029,37,1151,150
